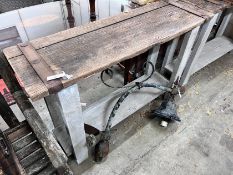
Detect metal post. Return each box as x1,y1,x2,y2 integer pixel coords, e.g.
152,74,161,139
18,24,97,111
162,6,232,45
180,14,219,85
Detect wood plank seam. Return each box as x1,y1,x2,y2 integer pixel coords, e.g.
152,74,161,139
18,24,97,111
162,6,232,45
17,43,64,94
4,5,205,101
37,3,169,50
3,1,169,59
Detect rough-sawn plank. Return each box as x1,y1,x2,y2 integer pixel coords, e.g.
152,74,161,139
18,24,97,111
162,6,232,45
4,4,204,101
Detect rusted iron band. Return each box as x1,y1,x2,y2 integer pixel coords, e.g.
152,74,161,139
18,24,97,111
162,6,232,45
17,43,63,94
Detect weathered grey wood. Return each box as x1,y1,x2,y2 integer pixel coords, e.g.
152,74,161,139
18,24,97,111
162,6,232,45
83,72,168,131
207,0,232,7
7,123,32,143
192,36,233,74
169,26,200,85
12,133,36,152
13,90,70,170
161,37,179,74
167,0,214,19
161,36,233,74
25,156,50,175
0,53,71,173
4,1,168,58
180,14,219,85
164,30,233,74
146,45,160,74
37,164,56,175
3,5,204,101
182,0,226,12
45,84,88,164
16,141,41,160
216,8,233,37
20,148,46,168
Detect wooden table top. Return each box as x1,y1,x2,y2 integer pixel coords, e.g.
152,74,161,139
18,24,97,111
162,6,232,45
3,0,231,101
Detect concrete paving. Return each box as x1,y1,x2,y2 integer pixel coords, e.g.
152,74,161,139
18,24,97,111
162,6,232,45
70,52,233,175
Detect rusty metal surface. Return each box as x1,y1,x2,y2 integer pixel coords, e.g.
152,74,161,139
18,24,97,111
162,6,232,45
17,43,63,94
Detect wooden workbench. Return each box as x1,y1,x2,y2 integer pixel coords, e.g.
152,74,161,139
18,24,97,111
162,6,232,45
2,1,204,101
2,0,232,164
3,0,231,101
